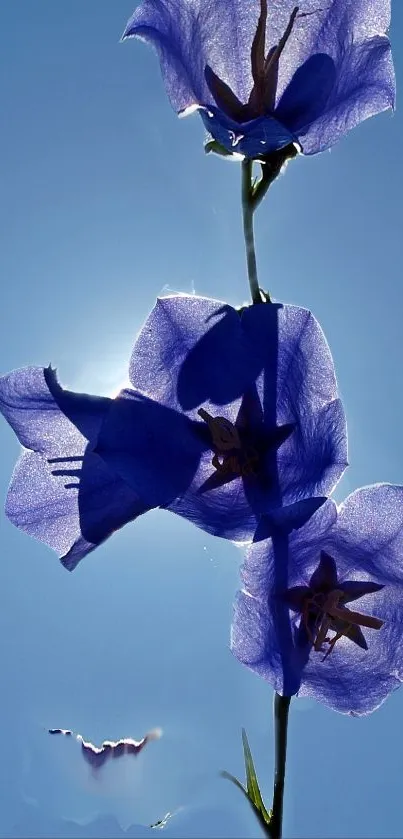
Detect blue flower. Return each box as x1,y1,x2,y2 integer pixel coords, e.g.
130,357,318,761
122,0,395,158
95,295,348,542
231,485,403,715
0,366,152,570
0,297,347,558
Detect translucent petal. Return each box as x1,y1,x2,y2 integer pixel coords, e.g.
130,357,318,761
0,367,148,568
232,486,403,714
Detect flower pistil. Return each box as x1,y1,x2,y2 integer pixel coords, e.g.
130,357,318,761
302,588,384,662
205,2,300,122
197,408,259,477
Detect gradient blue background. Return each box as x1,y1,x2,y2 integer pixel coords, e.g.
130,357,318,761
0,3,402,837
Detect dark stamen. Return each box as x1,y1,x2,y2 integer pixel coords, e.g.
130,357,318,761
303,588,384,661
198,408,242,451
204,2,303,124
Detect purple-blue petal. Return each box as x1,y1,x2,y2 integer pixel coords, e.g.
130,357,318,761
95,388,207,509
123,0,394,156
241,500,338,599
336,484,403,582
129,296,260,414
0,367,149,568
253,497,328,542
200,107,296,157
273,0,392,100
277,0,395,153
293,37,395,154
123,0,259,110
240,303,348,503
275,53,337,136
232,486,403,715
166,461,258,543
6,449,147,571
241,303,339,413
0,366,110,453
164,301,346,541
97,295,346,544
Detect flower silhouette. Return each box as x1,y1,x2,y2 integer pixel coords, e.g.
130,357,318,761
123,0,395,158
232,485,403,714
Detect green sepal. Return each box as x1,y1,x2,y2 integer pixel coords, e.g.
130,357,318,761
236,289,272,316
204,138,234,157
259,288,272,303
222,729,273,836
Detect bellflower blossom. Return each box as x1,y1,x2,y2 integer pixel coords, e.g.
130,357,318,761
0,296,347,560
95,294,348,542
122,0,395,159
231,485,403,715
0,366,153,571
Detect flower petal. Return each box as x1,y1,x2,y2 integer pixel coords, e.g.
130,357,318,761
129,296,260,414
241,499,338,599
0,367,148,569
272,0,392,100
123,0,260,111
272,0,394,152
6,450,147,571
0,366,110,453
108,295,345,544
275,52,337,135
241,303,348,503
265,1,332,100
241,304,338,418
296,575,403,714
95,388,207,508
295,37,395,154
335,484,403,583
200,106,296,157
166,457,258,542
232,501,338,695
165,302,346,541
309,549,338,590
231,583,309,697
232,486,403,714
253,496,328,542
123,0,394,156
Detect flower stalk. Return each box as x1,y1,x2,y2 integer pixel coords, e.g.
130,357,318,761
221,694,291,839
241,147,298,304
270,693,291,839
241,159,263,305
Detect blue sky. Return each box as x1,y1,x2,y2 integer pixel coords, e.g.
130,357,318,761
1,2,403,837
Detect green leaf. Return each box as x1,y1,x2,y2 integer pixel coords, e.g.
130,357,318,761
222,729,273,837
221,770,249,799
242,729,272,823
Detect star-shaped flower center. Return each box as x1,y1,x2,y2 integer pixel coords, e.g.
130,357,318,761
196,388,294,491
197,408,259,478
205,2,301,122
285,552,384,661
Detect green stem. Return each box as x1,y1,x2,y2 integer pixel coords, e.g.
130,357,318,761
270,694,291,839
241,144,298,304
252,173,274,212
241,159,262,305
